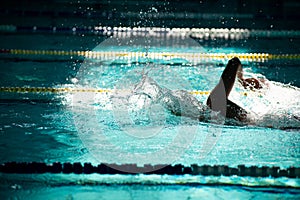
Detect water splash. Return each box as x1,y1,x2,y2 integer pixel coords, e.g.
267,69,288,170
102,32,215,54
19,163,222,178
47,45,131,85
131,74,209,120
230,70,300,129
112,72,300,130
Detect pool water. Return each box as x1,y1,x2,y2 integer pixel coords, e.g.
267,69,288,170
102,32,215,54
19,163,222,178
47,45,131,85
0,33,300,199
1,173,300,200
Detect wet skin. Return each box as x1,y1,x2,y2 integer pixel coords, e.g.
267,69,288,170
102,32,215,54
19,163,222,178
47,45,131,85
206,57,262,122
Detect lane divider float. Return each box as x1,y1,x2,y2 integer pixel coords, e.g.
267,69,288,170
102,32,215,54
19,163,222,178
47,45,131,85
1,162,299,179
0,86,252,97
1,25,300,39
0,86,210,96
1,49,300,61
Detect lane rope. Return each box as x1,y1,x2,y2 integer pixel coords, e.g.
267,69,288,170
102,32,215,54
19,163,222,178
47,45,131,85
1,49,300,61
1,162,299,179
0,86,253,97
0,87,112,94
1,25,300,39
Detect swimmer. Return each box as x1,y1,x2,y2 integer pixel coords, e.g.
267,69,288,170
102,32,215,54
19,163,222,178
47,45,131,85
134,57,266,123
206,57,263,122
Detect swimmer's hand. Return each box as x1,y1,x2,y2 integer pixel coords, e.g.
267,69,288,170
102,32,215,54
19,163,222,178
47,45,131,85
239,78,263,90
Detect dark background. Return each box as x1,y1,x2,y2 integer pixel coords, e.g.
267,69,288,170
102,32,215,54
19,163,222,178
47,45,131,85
0,0,299,87
1,0,299,29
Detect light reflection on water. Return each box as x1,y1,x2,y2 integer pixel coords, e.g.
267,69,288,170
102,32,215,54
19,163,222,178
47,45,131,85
57,59,300,167
0,60,299,168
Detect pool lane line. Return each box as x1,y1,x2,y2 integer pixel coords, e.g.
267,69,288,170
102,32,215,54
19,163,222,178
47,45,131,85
0,87,112,94
0,162,299,180
0,86,256,97
1,25,300,39
1,49,300,61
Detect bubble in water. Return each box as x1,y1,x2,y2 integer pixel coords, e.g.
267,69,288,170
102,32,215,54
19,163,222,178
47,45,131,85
151,7,158,12
71,78,79,84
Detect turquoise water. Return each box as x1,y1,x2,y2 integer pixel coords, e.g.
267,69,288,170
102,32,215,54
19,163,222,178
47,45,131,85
1,173,300,199
0,34,300,199
1,53,300,166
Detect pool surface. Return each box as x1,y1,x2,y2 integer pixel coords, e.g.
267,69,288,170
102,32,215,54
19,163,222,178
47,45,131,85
1,29,300,199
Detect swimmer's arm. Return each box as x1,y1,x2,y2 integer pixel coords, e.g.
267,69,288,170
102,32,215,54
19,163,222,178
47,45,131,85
237,65,244,83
